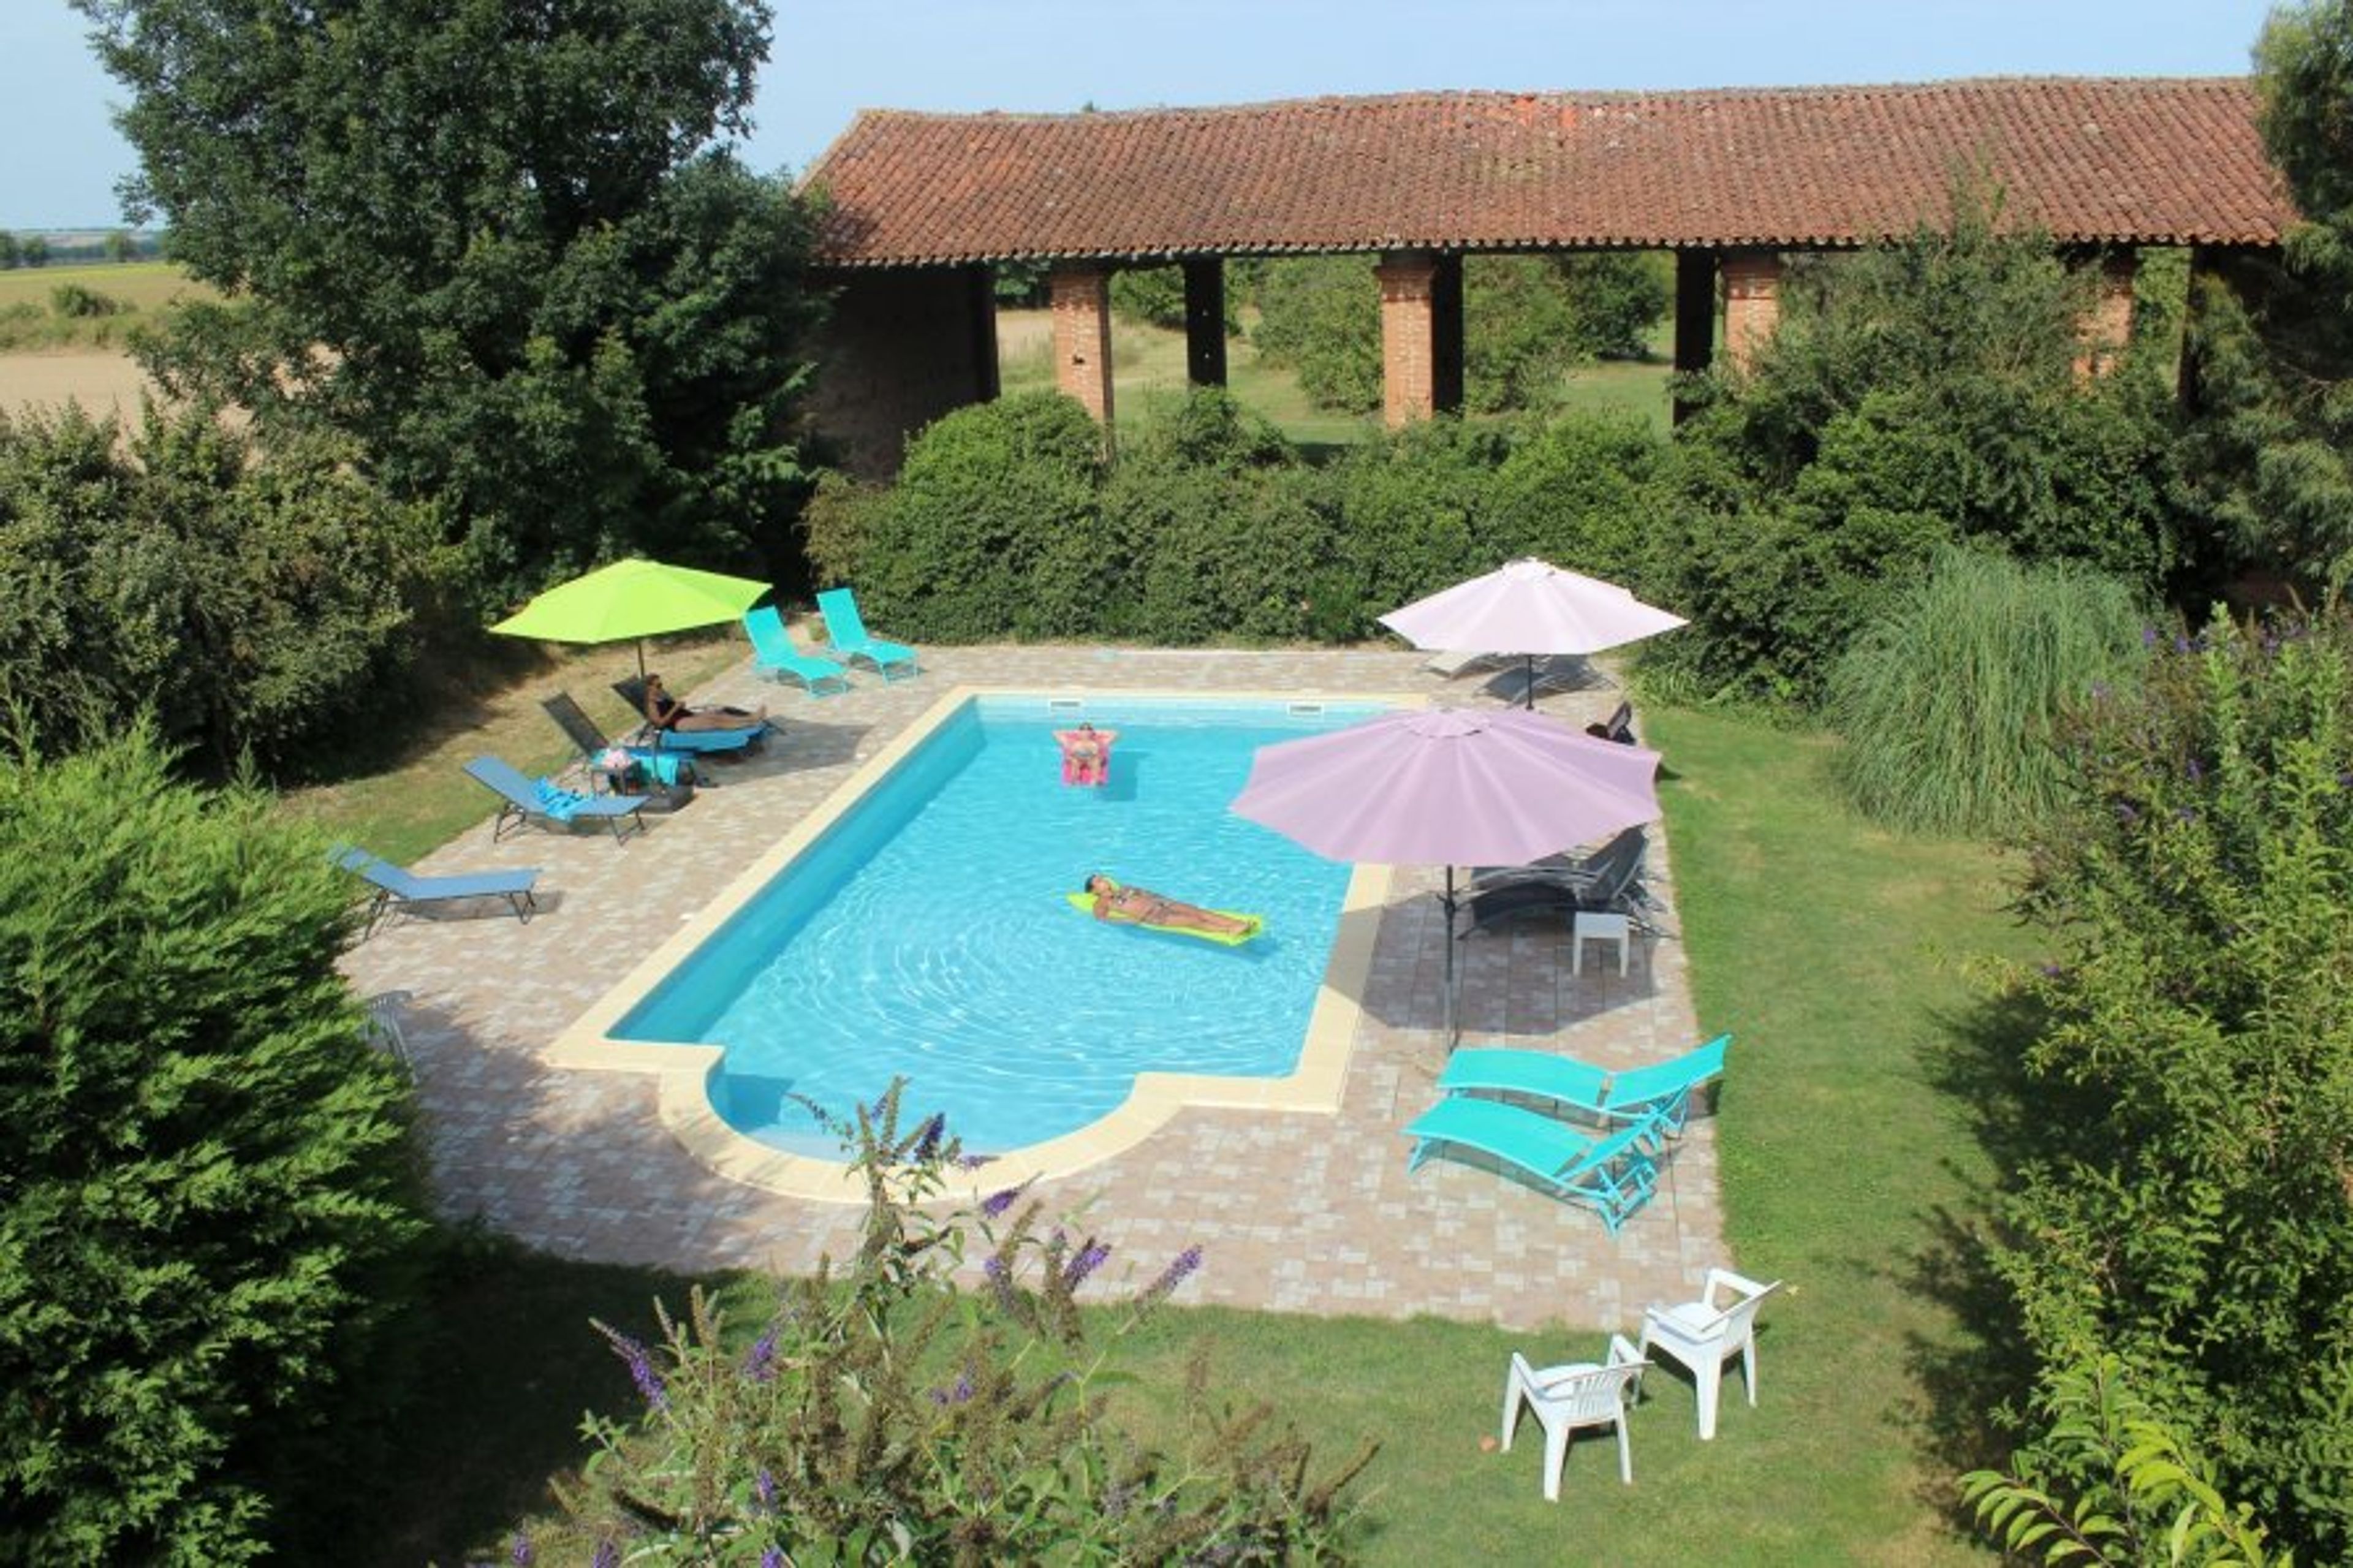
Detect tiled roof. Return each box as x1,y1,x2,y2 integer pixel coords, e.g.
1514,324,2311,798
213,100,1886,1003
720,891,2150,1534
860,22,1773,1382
805,78,2291,266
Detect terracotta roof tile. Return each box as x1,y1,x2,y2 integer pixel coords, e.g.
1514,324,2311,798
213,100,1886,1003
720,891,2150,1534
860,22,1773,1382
805,79,2292,266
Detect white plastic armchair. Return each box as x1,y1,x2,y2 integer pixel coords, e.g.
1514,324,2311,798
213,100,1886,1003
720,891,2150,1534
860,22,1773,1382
1637,1266,1781,1440
1499,1332,1648,1500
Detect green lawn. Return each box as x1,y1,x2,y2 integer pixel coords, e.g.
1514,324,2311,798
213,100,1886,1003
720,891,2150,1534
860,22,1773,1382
355,697,2028,1564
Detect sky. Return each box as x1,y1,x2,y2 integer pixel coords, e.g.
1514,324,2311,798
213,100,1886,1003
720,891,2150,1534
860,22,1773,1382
2,0,2284,230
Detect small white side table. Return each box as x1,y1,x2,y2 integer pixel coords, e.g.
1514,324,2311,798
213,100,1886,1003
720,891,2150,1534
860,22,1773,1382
1571,911,1632,977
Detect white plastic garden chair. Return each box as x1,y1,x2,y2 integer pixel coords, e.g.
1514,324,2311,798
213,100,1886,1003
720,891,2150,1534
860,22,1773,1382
1499,1332,1648,1500
1637,1266,1781,1440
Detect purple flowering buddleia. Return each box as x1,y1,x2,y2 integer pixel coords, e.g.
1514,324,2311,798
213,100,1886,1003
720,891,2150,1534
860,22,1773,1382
591,1544,620,1568
762,1549,786,1568
742,1324,779,1382
912,1114,945,1161
1150,1245,1205,1298
983,1253,1020,1311
1062,1240,1112,1290
510,1534,534,1566
755,1468,779,1512
980,1183,1027,1219
597,1324,669,1412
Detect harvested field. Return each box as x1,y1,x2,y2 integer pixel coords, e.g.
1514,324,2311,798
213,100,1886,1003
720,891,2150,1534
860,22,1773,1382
0,350,157,423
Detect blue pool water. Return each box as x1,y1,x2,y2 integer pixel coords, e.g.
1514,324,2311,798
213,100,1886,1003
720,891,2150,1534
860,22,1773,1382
615,695,1385,1155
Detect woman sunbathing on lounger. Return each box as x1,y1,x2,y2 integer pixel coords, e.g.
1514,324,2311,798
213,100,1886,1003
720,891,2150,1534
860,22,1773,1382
1082,873,1255,937
643,672,766,734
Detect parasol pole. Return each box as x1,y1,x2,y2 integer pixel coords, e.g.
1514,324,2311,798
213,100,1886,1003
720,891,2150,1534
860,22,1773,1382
1523,654,1537,710
1441,866,1459,1050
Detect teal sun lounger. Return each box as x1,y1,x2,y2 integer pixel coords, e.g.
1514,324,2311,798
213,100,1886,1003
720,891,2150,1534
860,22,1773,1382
1401,1098,1664,1233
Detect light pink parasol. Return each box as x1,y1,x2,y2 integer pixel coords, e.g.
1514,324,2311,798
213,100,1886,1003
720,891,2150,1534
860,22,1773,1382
1379,558,1687,707
1230,706,1662,1041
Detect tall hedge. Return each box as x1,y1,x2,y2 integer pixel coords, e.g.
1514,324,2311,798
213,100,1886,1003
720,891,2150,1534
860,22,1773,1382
0,730,430,1561
855,392,1105,642
1997,610,2353,1558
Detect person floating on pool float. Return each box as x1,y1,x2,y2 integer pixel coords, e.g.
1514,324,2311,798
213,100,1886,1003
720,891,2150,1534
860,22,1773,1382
1055,722,1118,786
1082,873,1257,937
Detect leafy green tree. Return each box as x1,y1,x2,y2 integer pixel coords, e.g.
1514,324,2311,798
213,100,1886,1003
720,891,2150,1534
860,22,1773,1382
103,229,134,263
0,727,430,1562
550,1089,1372,1562
1252,256,1384,412
76,0,825,606
0,232,17,270
1995,610,2353,1558
18,235,47,268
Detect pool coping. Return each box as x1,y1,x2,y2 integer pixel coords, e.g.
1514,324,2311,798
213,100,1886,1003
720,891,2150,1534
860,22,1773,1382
548,684,1424,1203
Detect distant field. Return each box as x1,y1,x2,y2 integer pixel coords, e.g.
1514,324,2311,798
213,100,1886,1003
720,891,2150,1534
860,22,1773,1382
999,307,1673,447
0,260,218,354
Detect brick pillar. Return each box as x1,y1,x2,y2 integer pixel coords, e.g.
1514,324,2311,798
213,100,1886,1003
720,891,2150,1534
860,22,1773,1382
1672,249,1718,425
1182,258,1227,386
1377,251,1439,427
1050,263,1115,426
1720,251,1781,374
2073,249,2137,380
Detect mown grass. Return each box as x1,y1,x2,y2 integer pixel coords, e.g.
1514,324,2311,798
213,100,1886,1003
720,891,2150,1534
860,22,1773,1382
0,260,218,351
373,697,2028,1565
999,308,1673,448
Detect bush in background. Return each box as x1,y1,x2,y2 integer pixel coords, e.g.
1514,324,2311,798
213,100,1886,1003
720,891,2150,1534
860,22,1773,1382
0,404,452,777
1828,549,2149,835
1995,608,2353,1558
856,392,1106,642
0,727,430,1562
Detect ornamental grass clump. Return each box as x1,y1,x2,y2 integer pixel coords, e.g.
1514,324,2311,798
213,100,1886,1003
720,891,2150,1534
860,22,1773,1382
555,1086,1373,1564
1827,548,2148,835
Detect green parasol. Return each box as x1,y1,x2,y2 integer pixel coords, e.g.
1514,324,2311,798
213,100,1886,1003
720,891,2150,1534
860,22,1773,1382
490,558,773,677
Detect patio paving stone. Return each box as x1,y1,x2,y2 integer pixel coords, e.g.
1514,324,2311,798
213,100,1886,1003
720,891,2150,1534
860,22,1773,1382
341,642,1722,1333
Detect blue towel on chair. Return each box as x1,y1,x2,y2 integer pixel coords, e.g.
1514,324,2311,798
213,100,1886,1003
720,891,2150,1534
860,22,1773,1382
533,779,584,822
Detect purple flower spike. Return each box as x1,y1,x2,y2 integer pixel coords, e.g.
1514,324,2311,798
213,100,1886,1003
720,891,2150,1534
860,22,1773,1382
511,1535,534,1566
743,1324,779,1382
913,1114,945,1161
591,1544,620,1568
762,1550,786,1568
2173,634,2192,654
2142,626,2160,648
1151,1245,1205,1297
756,1468,778,1511
953,1369,976,1403
599,1327,669,1412
2186,757,2203,782
981,1186,1023,1218
1063,1240,1113,1290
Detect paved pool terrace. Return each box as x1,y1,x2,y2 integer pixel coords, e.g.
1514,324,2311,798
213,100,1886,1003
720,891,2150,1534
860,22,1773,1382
341,642,1721,1332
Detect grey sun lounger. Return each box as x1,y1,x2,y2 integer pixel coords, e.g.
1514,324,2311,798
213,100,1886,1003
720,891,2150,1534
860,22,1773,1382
1402,1097,1664,1233
464,756,650,843
1463,825,1649,932
1437,1033,1731,1135
334,846,540,937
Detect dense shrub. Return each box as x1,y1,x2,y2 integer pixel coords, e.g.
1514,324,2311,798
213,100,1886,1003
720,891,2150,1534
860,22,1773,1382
548,1093,1372,1561
857,392,1106,641
1251,256,1384,412
1106,392,1325,642
1650,194,2181,704
1994,608,2353,1558
1316,419,1509,639
48,282,125,319
0,728,430,1562
0,404,450,775
1827,549,2149,835
1486,412,1662,584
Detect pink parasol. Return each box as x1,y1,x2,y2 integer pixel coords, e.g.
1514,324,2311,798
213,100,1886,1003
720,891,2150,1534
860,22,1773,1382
1379,558,1687,707
1230,707,1662,1041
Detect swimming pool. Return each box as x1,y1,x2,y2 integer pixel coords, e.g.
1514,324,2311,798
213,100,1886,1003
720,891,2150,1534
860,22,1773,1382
601,692,1392,1159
